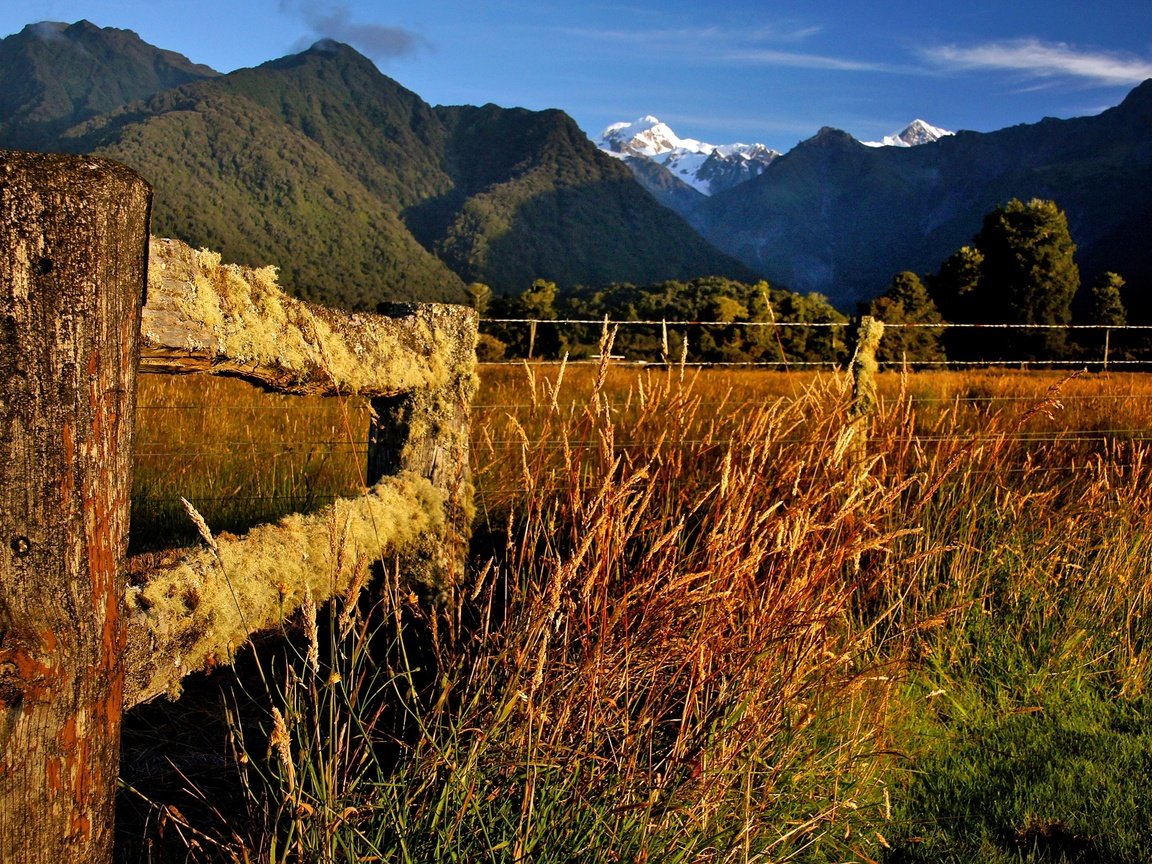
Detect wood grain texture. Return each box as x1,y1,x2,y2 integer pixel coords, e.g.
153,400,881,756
0,150,150,863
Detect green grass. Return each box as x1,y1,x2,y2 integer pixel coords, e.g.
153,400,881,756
887,681,1152,863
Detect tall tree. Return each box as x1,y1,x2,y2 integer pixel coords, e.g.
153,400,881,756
1083,271,1130,363
930,245,984,323
1087,271,1127,327
933,198,1080,360
867,271,945,366
973,198,1080,357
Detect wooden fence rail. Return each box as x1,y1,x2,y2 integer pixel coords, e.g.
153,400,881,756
0,150,476,863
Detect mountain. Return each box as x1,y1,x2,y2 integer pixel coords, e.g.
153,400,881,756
1,23,752,308
8,20,1148,320
693,84,1152,315
418,104,755,290
598,115,949,202
0,20,218,151
863,119,954,148
597,116,780,197
60,44,468,306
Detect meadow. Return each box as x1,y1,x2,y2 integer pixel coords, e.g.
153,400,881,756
122,362,1152,863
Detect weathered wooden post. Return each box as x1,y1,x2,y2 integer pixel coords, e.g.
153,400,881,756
368,303,477,596
0,151,150,862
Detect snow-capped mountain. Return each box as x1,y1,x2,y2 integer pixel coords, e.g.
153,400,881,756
863,119,954,148
597,116,780,197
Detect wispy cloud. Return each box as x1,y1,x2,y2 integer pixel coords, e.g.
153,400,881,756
556,23,896,74
722,49,896,73
923,39,1152,85
279,0,429,61
559,23,823,47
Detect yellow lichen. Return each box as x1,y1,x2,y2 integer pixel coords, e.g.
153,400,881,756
126,471,444,704
145,237,476,396
129,238,479,705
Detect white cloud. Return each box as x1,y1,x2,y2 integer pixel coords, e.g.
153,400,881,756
558,23,822,48
923,39,1152,85
555,24,893,74
722,49,895,73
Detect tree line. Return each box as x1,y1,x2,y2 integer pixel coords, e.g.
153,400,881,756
472,198,1143,366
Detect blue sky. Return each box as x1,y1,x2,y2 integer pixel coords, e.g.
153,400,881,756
3,1,1150,151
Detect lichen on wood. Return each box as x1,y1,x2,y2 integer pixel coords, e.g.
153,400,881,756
142,238,477,397
129,238,478,706
123,471,444,708
847,315,885,484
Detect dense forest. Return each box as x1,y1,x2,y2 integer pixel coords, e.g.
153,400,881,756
479,198,1148,366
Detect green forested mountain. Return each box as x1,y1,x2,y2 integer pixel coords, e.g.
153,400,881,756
0,20,218,151
64,67,468,306
0,24,752,309
425,104,749,289
220,41,454,211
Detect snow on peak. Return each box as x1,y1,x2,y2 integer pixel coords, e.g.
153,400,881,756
596,117,779,196
863,119,954,148
598,116,709,158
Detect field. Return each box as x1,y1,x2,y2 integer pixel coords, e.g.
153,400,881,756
122,363,1152,863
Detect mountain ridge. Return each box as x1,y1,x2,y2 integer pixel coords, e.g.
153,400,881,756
597,116,781,197
2,19,1149,318
693,81,1152,313
0,19,218,150
0,21,753,308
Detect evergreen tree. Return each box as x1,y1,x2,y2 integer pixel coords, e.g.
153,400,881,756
513,279,564,358
519,279,559,319
466,282,493,317
1088,271,1127,327
931,245,984,323
867,271,946,366
1081,271,1129,364
973,198,1080,358
933,198,1080,360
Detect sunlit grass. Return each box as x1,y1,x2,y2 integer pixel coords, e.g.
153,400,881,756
122,364,1152,863
131,373,371,552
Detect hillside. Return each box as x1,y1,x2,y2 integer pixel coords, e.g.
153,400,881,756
424,104,752,289
0,20,218,151
1,23,753,309
695,81,1152,316
65,79,467,307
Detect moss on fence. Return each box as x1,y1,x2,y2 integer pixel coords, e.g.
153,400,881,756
123,471,444,707
143,238,474,396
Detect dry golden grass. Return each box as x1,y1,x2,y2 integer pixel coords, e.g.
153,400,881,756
132,373,371,551
126,362,1152,862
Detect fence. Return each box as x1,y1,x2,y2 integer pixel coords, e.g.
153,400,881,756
0,151,476,864
478,316,1152,369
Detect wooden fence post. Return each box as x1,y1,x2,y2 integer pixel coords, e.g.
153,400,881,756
367,304,477,596
850,316,884,421
0,151,150,862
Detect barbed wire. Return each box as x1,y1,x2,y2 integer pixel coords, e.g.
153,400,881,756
482,317,1152,331
477,316,1152,370
480,358,1152,369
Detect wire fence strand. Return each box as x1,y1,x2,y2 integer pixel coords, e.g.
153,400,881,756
477,318,1152,369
